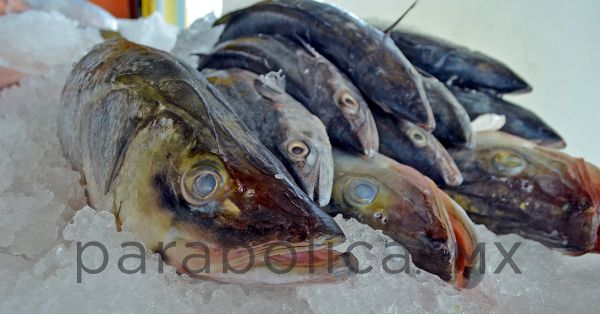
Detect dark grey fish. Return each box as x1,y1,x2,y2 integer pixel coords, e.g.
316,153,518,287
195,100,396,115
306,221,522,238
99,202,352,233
214,0,435,129
373,107,463,186
198,34,378,157
445,131,600,254
203,68,333,206
420,72,474,149
384,28,531,94
450,86,565,148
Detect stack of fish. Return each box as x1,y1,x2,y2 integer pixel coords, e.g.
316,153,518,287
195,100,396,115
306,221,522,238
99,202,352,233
59,0,600,290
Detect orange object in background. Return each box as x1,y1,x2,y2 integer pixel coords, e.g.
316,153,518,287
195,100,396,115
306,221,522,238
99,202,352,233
90,0,138,18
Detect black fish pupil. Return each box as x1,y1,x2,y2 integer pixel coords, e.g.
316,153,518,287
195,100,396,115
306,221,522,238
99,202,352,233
292,146,305,155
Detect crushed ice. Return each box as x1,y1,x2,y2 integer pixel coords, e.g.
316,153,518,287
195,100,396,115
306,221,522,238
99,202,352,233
1,8,599,314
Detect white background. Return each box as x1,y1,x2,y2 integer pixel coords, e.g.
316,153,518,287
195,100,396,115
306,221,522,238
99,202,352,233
222,0,600,164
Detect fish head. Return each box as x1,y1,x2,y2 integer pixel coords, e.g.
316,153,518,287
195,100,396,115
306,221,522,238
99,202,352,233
111,60,353,285
327,149,481,287
324,66,379,157
253,75,334,207
447,131,600,254
394,118,463,186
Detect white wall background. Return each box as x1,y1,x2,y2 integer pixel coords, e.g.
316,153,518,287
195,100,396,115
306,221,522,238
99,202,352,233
222,0,600,164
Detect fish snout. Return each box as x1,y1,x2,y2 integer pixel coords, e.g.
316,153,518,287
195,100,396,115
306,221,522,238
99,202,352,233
357,109,379,158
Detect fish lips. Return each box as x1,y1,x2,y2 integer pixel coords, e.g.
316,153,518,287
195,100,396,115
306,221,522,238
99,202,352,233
163,234,357,286
290,146,334,207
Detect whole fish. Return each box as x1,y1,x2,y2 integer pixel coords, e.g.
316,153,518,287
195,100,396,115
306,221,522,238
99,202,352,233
373,107,463,186
59,38,357,286
451,87,565,148
326,149,483,288
385,28,531,94
214,0,434,129
445,131,600,254
198,34,378,156
420,72,474,149
203,68,333,206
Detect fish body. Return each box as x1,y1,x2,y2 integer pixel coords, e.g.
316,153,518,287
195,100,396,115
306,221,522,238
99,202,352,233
326,149,483,288
215,0,434,129
420,72,474,149
59,38,355,286
451,87,565,148
373,107,463,186
203,68,333,206
386,28,531,94
199,34,378,156
445,131,600,254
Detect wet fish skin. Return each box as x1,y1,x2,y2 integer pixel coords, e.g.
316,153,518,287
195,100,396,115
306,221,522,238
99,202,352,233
450,86,566,148
326,148,483,288
59,38,352,286
215,0,434,129
420,72,474,149
198,34,378,156
372,106,463,186
203,68,334,206
445,131,600,254
386,28,531,94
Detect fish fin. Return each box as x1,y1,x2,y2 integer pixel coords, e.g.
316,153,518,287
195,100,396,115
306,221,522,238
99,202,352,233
382,0,418,36
289,34,319,58
213,12,233,26
254,70,286,101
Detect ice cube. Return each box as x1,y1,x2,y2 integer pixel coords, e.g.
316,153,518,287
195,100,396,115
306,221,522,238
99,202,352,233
118,13,178,52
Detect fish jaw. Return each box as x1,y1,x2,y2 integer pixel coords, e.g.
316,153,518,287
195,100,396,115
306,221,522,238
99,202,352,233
304,150,334,207
357,108,379,157
435,186,484,289
162,233,356,286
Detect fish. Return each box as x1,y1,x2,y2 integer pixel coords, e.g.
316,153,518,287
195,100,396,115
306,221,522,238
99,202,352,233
203,68,334,206
445,131,600,254
214,0,434,129
372,106,463,186
384,28,531,94
420,72,474,149
58,38,357,286
450,87,566,148
198,34,379,157
325,148,483,288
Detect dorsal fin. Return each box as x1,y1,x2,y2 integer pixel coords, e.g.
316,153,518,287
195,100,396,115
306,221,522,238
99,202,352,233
383,0,418,35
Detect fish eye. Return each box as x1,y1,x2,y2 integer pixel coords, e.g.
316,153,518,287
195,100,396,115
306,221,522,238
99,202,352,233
181,167,222,205
287,140,310,159
338,92,359,114
408,128,427,147
344,177,378,206
491,150,526,175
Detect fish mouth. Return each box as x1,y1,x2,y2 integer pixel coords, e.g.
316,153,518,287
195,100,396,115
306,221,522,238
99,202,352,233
436,187,484,289
576,159,600,253
429,135,463,186
302,153,334,207
167,237,357,286
542,139,567,149
595,229,600,252
356,109,379,158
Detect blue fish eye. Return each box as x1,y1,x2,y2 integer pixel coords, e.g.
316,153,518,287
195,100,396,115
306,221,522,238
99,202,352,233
354,183,376,202
194,171,219,198
345,178,378,206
